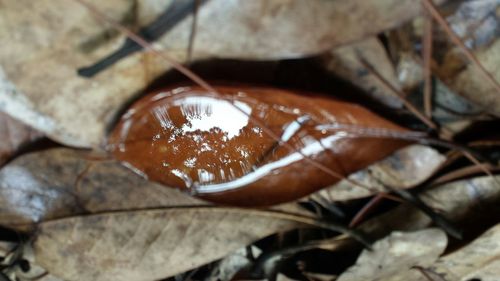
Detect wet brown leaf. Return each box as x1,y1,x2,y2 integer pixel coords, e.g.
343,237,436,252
33,208,305,281
0,148,204,230
0,0,448,147
0,112,41,166
312,145,445,201
337,228,447,281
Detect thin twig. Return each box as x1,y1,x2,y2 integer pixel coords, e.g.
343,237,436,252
357,55,438,130
349,193,385,228
422,11,433,118
186,0,199,64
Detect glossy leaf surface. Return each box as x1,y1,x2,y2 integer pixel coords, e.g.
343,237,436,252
109,85,409,206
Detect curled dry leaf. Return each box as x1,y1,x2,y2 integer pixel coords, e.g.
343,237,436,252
437,0,500,116
0,112,42,166
0,0,448,147
337,228,447,281
451,39,500,116
33,208,305,281
325,37,403,108
0,148,205,230
387,223,500,281
312,145,445,202
359,175,500,240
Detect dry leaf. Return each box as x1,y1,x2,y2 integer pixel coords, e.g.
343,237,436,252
360,175,500,240
438,0,500,116
206,246,261,281
387,223,500,281
0,0,448,148
312,145,445,201
428,223,500,281
0,148,205,230
325,37,403,108
33,208,305,281
451,39,500,116
337,228,447,281
0,112,42,166
0,0,177,147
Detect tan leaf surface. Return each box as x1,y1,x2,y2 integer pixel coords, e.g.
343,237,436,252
386,223,500,281
337,228,447,281
312,145,445,201
438,0,500,116
360,175,500,239
451,39,500,116
0,148,204,230
0,0,447,147
33,208,305,281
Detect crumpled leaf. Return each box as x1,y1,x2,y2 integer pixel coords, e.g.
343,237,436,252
0,111,41,166
33,208,305,281
206,246,261,281
438,0,500,116
337,228,447,281
386,223,500,281
360,175,500,240
0,0,448,147
312,145,445,201
451,39,500,116
325,37,403,108
0,148,205,230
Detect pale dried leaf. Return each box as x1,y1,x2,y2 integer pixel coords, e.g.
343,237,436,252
160,0,449,59
387,223,500,281
34,208,304,281
395,53,423,91
360,175,500,239
326,37,403,107
337,228,447,281
0,0,178,147
0,148,205,230
312,145,445,201
206,246,261,281
451,39,500,116
277,273,299,281
0,0,448,147
431,223,500,281
438,0,500,116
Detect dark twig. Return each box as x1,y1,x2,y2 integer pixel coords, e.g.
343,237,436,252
186,0,200,63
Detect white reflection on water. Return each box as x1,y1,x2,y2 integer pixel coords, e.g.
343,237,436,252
173,97,252,139
194,131,349,193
